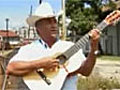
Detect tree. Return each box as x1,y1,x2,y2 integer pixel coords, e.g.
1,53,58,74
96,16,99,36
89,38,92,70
66,0,117,35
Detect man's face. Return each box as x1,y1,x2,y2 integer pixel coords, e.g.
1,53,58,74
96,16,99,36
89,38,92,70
36,17,58,39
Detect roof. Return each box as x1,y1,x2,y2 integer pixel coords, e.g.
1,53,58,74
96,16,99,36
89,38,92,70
0,30,18,37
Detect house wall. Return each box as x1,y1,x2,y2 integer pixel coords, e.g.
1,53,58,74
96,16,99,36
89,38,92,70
101,22,120,56
116,22,120,55
18,27,38,40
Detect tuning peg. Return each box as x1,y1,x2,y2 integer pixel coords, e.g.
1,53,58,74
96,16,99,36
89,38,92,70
116,18,120,24
112,18,120,26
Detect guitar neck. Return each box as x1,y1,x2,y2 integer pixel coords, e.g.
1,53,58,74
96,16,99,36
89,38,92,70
62,20,108,60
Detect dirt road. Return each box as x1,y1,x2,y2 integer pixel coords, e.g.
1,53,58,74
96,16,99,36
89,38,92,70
94,59,120,81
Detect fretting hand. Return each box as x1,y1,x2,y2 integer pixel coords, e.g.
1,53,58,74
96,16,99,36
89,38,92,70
89,29,100,51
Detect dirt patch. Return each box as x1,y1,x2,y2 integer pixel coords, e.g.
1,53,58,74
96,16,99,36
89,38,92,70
94,59,120,82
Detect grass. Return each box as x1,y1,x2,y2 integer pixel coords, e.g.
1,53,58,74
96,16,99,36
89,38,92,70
98,55,120,61
77,74,120,90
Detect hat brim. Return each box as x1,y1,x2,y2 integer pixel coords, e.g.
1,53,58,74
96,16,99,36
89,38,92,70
26,15,55,27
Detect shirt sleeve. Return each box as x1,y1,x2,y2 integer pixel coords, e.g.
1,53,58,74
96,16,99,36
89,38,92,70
9,46,27,63
9,43,35,63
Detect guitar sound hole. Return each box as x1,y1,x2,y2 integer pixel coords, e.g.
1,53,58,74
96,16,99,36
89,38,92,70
56,55,67,64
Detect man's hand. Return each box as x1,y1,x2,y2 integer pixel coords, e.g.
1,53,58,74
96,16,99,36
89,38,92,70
39,57,59,70
89,29,100,51
75,29,100,76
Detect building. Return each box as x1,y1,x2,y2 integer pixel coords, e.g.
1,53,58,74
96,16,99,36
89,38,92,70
18,26,38,39
100,21,120,56
17,26,39,44
0,30,20,49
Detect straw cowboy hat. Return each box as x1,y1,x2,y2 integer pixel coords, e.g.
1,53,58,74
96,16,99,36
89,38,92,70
26,2,55,27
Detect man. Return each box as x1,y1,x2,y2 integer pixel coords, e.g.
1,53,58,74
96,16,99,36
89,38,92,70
6,2,100,90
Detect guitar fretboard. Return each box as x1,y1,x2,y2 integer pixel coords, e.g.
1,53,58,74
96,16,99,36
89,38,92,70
62,20,108,60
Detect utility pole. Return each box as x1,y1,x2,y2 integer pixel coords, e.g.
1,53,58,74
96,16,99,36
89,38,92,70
6,18,9,43
28,5,37,40
5,18,11,50
30,5,32,16
61,0,66,40
28,5,32,40
39,0,42,4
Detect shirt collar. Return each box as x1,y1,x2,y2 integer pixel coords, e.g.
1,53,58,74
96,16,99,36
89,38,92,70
38,39,49,49
38,36,60,49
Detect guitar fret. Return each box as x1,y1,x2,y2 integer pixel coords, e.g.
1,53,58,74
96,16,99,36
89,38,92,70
77,34,89,47
78,37,87,46
76,42,83,48
96,21,108,32
73,47,77,54
71,46,78,55
82,35,89,43
75,43,81,50
74,45,80,52
64,47,75,59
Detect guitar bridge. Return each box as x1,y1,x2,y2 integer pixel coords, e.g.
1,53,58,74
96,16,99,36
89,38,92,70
36,70,51,85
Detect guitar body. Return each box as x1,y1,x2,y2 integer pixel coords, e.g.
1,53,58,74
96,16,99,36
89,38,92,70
23,68,68,90
23,41,86,90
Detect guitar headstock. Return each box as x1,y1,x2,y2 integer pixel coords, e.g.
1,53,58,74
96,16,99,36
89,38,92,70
104,10,120,25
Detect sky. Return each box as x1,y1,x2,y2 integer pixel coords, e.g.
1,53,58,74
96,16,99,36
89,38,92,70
0,0,61,30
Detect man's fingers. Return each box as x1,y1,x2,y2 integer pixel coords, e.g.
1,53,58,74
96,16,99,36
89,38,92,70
89,29,100,40
52,59,59,63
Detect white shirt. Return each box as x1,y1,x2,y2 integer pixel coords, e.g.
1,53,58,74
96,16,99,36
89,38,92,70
10,40,86,90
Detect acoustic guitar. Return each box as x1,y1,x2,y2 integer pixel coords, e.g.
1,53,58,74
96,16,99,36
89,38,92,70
23,10,120,90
